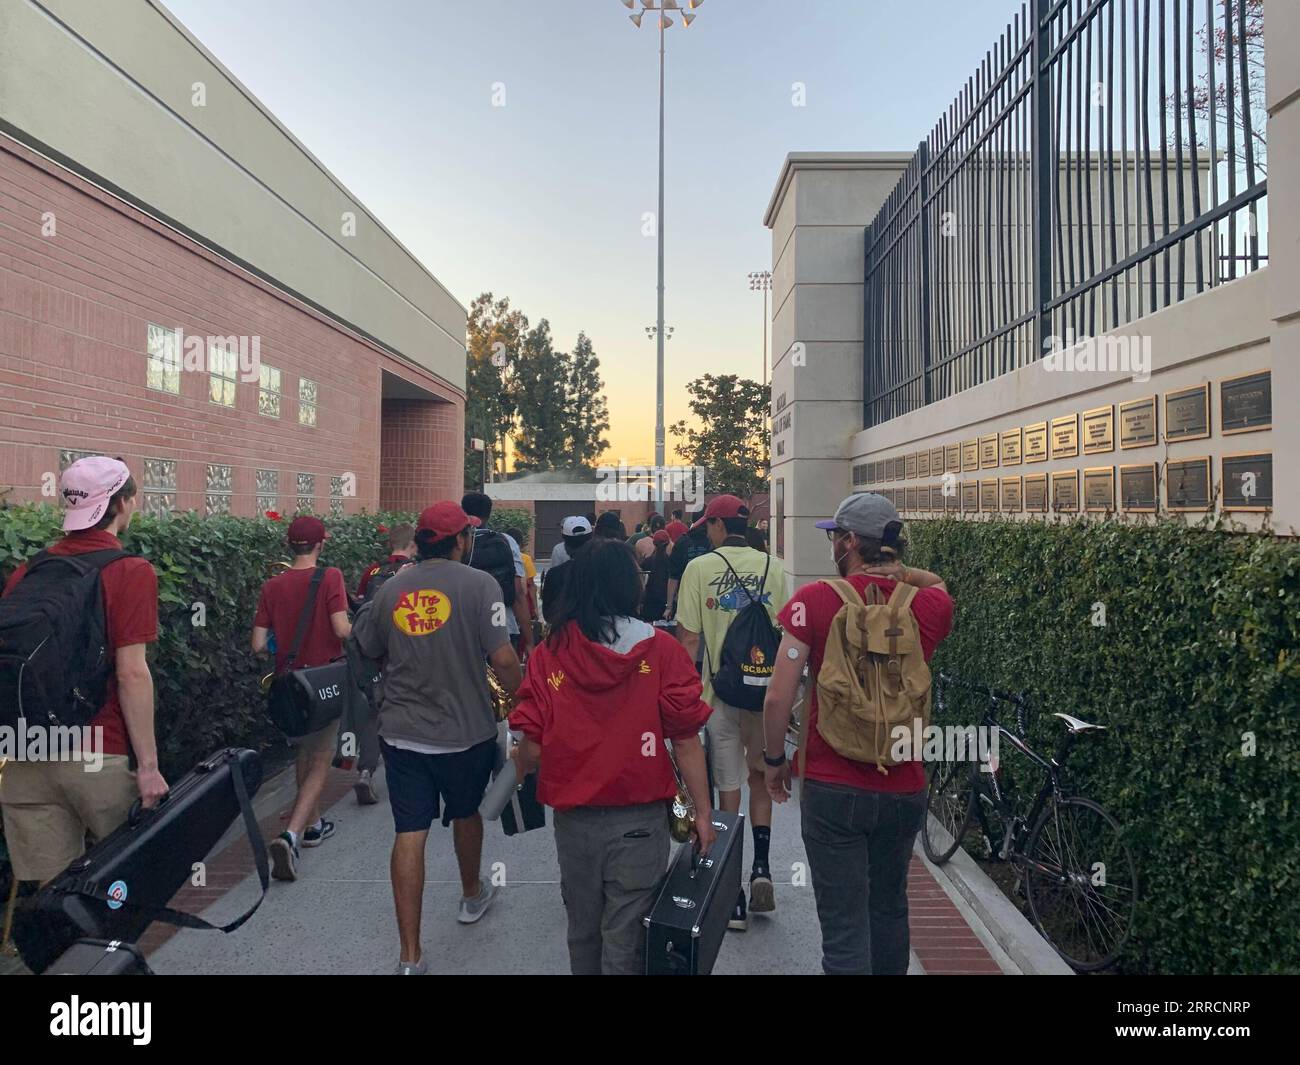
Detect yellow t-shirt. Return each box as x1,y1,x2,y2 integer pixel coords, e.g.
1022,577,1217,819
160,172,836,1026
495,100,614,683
521,553,537,580
675,545,789,703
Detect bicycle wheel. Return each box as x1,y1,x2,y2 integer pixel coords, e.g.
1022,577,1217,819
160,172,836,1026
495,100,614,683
1022,796,1137,971
922,755,976,864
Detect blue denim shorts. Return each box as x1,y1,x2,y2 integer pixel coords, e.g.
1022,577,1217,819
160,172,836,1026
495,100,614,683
380,737,496,832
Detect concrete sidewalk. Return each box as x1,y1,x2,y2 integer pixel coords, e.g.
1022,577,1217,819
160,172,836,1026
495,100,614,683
144,759,1017,976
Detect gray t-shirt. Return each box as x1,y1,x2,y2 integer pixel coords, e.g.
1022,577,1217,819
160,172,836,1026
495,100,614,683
354,557,509,750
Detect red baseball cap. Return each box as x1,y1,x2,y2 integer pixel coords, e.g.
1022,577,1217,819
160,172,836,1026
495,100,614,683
287,515,327,546
691,494,749,529
652,529,671,545
418,501,481,540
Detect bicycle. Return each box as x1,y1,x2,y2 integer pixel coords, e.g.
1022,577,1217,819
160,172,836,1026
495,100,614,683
922,672,1137,971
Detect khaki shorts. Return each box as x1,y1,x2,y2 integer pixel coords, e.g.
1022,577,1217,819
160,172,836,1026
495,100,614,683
0,756,137,883
704,695,767,793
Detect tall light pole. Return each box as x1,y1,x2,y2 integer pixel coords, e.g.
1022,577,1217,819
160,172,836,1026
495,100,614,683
748,270,771,387
623,0,702,511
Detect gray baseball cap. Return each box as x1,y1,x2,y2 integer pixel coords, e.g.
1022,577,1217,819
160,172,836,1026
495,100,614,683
815,493,902,538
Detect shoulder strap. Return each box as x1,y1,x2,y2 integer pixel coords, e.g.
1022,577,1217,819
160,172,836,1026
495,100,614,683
886,580,919,613
714,550,763,610
24,548,128,577
818,578,861,608
282,567,325,673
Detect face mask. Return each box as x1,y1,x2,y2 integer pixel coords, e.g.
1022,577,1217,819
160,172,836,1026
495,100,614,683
832,535,852,577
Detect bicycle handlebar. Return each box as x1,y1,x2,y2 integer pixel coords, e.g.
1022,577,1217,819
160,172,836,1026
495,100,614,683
937,671,1030,738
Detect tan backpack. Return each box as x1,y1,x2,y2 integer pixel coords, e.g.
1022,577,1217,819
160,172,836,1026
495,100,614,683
808,578,932,772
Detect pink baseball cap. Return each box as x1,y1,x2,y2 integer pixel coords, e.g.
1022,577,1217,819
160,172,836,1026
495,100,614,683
60,456,131,532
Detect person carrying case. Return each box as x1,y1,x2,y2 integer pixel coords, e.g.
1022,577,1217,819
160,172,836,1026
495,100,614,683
266,566,351,738
12,747,268,975
643,809,744,975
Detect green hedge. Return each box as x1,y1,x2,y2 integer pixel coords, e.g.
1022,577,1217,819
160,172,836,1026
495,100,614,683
0,505,413,776
907,517,1300,975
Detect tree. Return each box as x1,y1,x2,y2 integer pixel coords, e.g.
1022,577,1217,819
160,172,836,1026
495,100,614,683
464,293,528,488
510,319,573,471
669,374,770,499
563,331,610,466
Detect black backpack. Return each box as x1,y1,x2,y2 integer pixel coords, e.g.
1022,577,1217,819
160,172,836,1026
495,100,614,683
707,551,779,712
0,548,127,729
363,557,408,604
471,529,516,607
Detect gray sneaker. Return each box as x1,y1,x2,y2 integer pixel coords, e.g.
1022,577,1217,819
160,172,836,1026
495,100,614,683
269,832,298,882
394,958,427,975
354,769,379,805
457,878,497,924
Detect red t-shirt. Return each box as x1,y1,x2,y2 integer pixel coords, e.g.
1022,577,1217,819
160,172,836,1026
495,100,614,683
2,530,158,757
778,574,954,794
356,554,408,599
254,566,348,674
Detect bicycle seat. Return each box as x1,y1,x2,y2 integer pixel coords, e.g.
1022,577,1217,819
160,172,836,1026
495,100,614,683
1054,712,1106,734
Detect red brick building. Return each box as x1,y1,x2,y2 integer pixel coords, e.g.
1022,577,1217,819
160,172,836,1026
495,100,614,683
0,2,466,517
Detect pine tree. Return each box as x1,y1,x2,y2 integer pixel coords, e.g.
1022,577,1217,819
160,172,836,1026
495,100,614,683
464,292,528,487
564,331,610,466
510,319,573,471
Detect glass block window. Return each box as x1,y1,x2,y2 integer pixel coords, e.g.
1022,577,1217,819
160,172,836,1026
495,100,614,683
146,324,181,395
258,364,282,419
298,378,318,427
329,475,345,518
296,472,315,514
143,457,176,517
256,468,278,515
206,463,232,516
59,449,94,472
208,342,238,407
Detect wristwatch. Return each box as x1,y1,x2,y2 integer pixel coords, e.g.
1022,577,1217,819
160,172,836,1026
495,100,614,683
763,750,787,768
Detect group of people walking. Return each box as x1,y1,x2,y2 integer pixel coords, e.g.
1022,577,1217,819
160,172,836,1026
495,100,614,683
0,456,954,977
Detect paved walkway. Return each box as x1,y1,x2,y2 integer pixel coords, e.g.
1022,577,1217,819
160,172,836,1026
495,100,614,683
139,759,1014,976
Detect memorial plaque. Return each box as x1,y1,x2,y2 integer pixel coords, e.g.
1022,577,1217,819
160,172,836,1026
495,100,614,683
918,485,931,512
961,440,979,472
1083,466,1115,512
1051,413,1079,460
906,452,918,480
945,443,961,473
1222,452,1273,511
961,481,979,512
1166,456,1211,511
1000,427,1023,466
979,435,999,469
1000,476,1022,512
917,449,931,477
1051,469,1079,512
1119,463,1158,512
1024,473,1048,513
946,484,960,513
1024,421,1048,462
930,447,945,474
1119,395,1157,449
869,461,879,484
906,486,918,512
1221,371,1271,435
980,479,998,512
1165,383,1210,442
1082,405,1115,455
893,455,906,481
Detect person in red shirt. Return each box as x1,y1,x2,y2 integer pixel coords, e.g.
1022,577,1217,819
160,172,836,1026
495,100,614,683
510,539,714,975
355,523,416,603
252,515,351,881
762,493,953,975
0,457,168,884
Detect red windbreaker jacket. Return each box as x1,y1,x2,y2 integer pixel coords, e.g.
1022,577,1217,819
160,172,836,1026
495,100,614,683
509,622,713,811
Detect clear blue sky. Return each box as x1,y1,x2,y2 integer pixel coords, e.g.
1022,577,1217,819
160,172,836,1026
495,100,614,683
166,0,1027,463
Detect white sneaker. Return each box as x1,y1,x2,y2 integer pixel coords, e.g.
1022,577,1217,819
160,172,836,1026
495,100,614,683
395,958,427,975
457,878,497,924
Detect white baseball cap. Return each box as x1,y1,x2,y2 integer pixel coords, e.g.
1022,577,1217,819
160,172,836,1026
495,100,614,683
561,516,593,536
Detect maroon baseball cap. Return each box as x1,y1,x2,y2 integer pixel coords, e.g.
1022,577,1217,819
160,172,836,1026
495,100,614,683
418,501,481,540
286,515,327,546
691,494,749,529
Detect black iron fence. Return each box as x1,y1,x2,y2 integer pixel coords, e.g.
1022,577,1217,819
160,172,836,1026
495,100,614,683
863,0,1267,428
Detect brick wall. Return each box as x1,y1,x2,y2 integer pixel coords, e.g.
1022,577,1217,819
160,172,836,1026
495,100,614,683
379,398,464,512
0,135,463,517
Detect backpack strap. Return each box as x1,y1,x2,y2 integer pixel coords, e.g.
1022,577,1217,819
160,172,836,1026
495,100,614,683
281,567,325,675
882,581,918,682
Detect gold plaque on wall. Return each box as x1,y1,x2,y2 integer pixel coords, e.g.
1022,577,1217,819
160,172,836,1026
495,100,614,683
1167,456,1212,511
1024,473,1048,512
1000,476,1022,512
961,440,979,472
1119,395,1157,449
1221,370,1272,435
1119,463,1158,512
917,449,931,477
1083,466,1115,512
1082,405,1115,455
1165,384,1211,443
1051,414,1079,460
1000,427,1022,466
905,452,918,480
1024,422,1048,462
979,435,998,469
1051,469,1079,512
961,481,979,512
905,486,918,511
980,479,998,511
1222,452,1273,511
930,447,945,473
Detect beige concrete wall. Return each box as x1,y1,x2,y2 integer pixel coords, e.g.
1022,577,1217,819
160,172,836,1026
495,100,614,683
0,0,465,389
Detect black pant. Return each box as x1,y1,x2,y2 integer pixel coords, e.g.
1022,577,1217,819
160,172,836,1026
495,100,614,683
800,780,925,975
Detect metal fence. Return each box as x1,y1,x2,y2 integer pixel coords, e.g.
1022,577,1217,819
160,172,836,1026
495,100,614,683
863,0,1267,428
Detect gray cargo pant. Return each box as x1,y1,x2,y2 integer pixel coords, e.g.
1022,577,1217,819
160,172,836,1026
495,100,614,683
553,802,669,975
